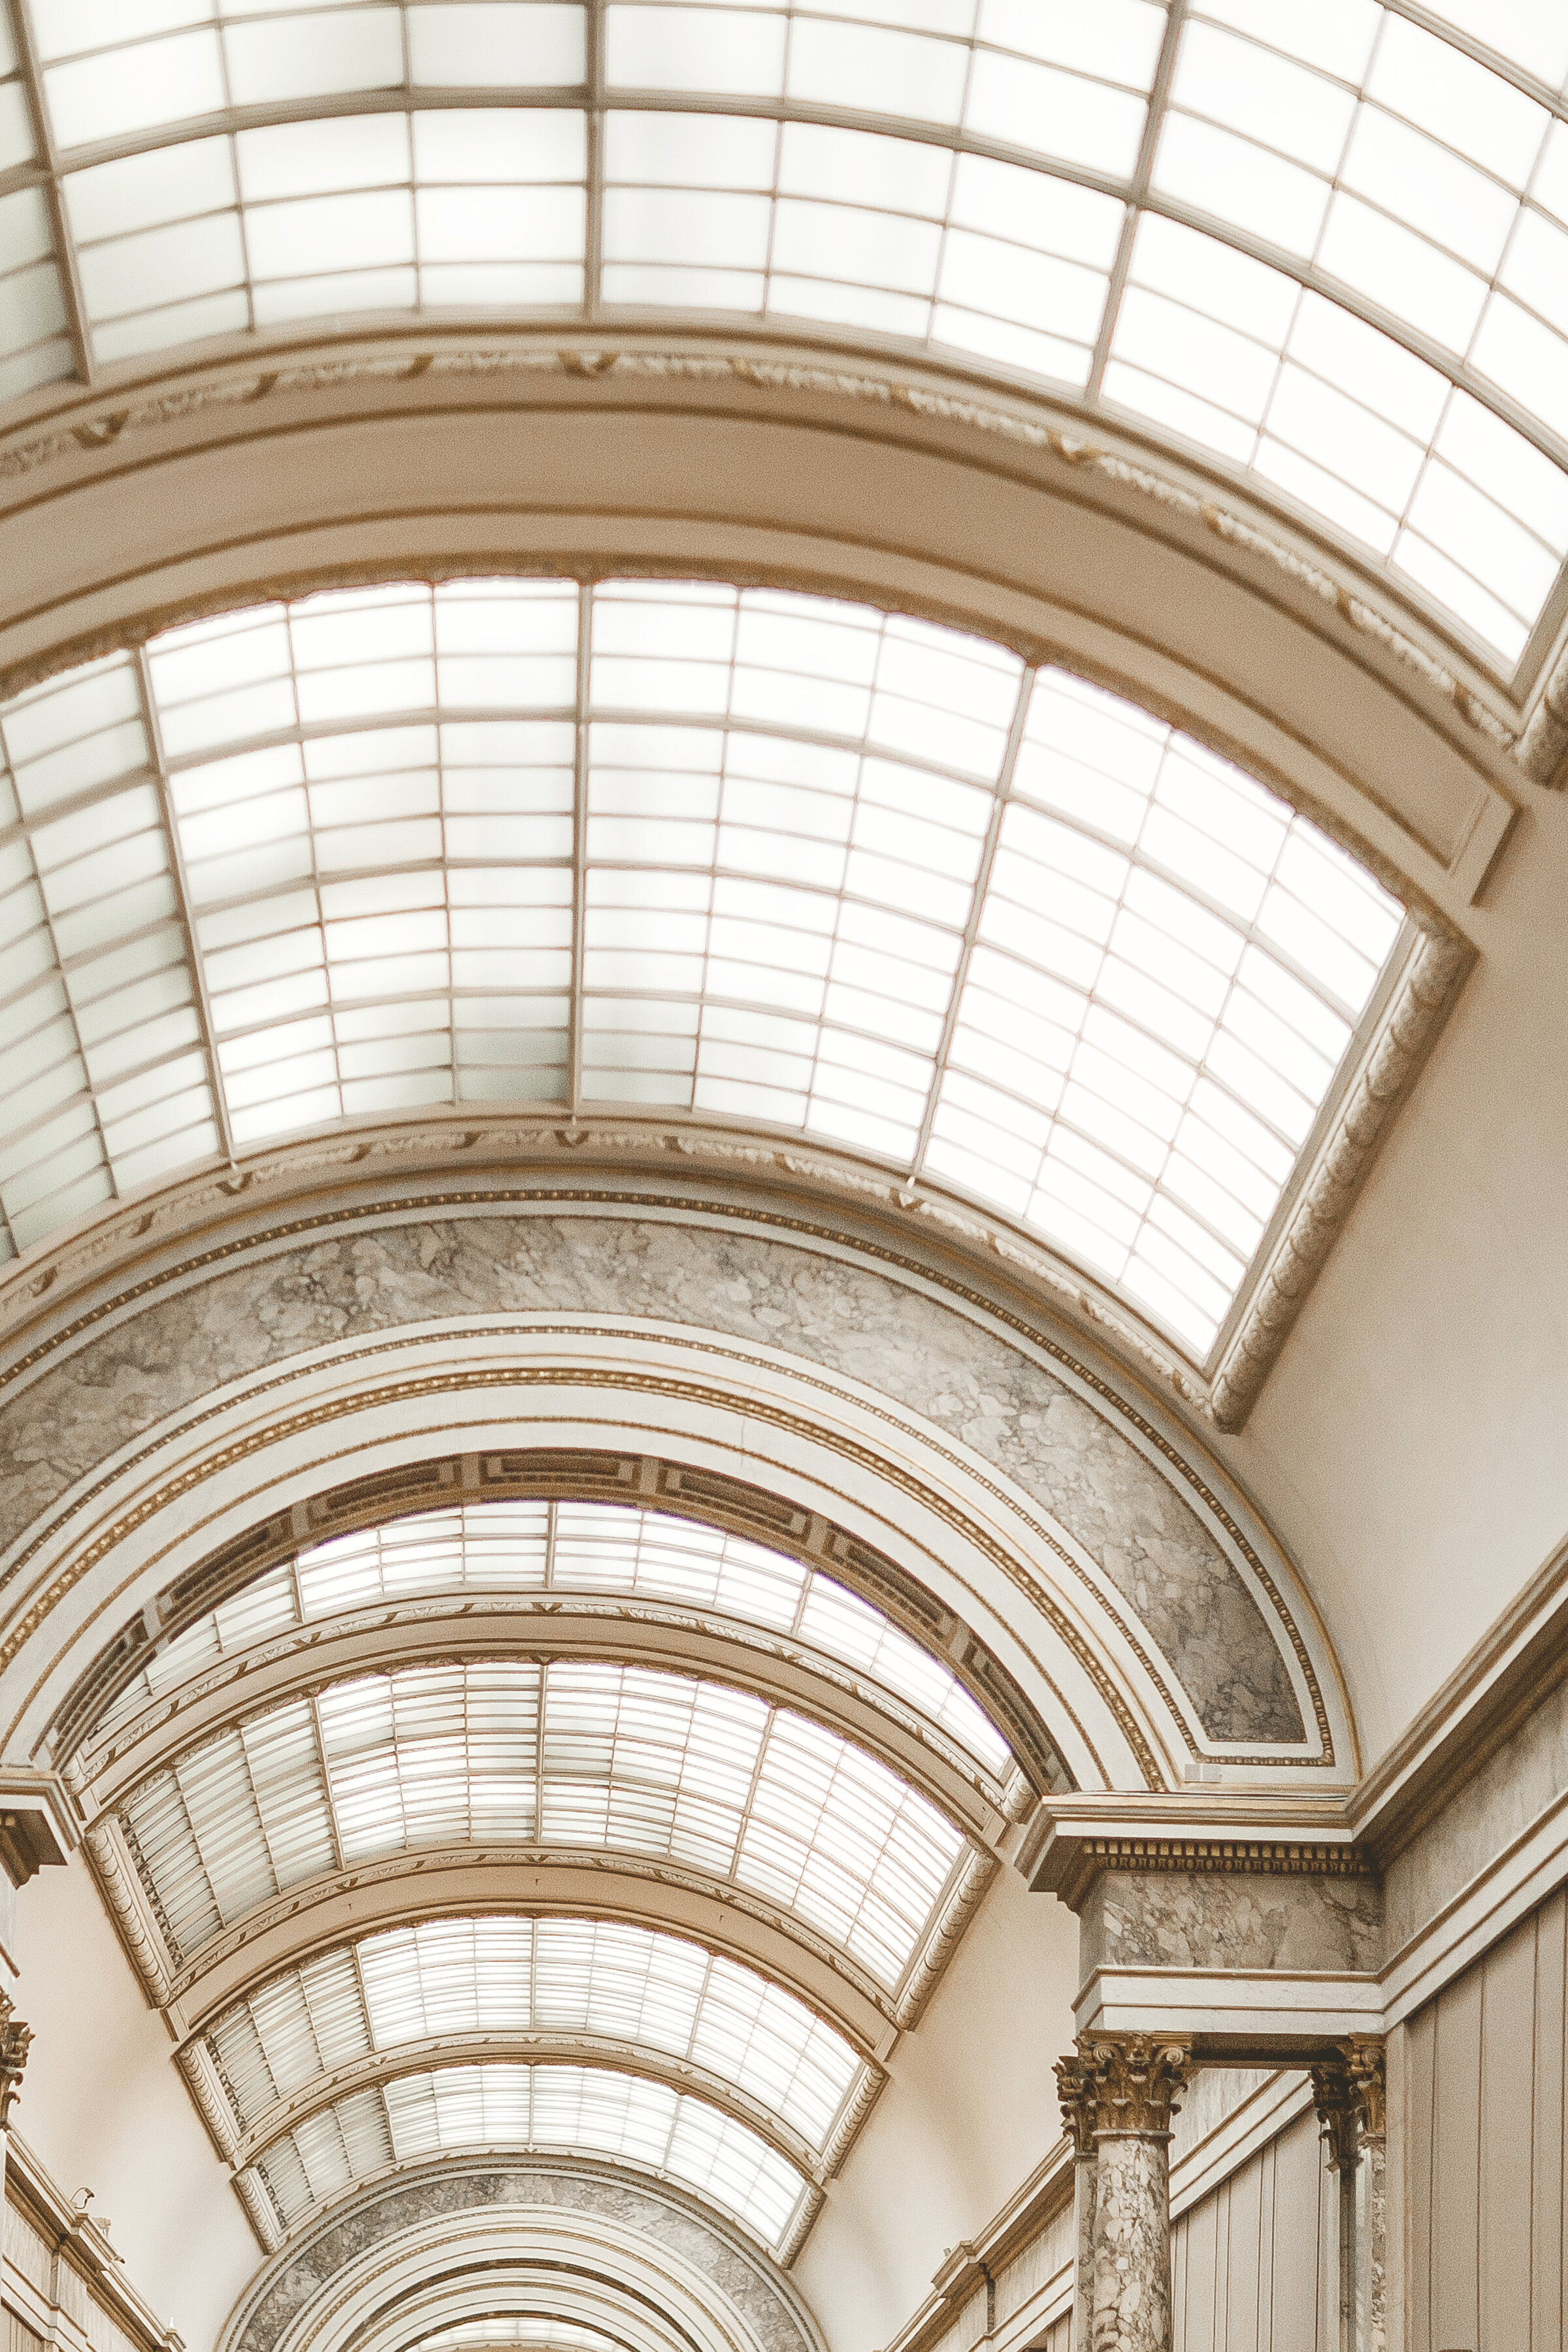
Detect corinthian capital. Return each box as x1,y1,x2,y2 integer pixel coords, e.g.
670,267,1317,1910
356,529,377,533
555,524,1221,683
1070,2031,1193,2139
0,1990,32,2128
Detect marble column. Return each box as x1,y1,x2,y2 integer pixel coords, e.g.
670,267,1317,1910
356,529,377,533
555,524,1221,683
1311,2036,1386,2352
1053,2050,1099,2352
1059,2033,1192,2352
1348,2038,1388,2352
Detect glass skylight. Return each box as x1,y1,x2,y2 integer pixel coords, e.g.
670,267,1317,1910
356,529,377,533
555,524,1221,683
96,1496,1012,1778
248,2059,811,2249
0,578,1406,1360
3,1,1568,662
120,1658,969,1985
205,1912,866,2152
412,2327,625,2352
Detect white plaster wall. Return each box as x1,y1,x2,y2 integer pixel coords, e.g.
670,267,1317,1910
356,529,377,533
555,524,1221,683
1224,792,1568,1767
9,1857,261,2350
794,1869,1077,2351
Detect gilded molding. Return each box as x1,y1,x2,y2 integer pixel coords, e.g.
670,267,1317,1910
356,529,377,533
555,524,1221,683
1517,636,1568,785
0,340,1520,766
775,2185,825,2272
1210,925,1473,1429
892,1846,998,2031
82,1817,176,2004
231,2168,283,2255
1064,1838,1375,1878
0,1154,1357,1769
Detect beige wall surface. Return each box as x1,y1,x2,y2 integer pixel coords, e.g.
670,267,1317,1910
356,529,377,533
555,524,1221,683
1224,787,1568,1764
9,1861,262,2350
794,1870,1079,2349
1170,2104,1337,2352
1405,1882,1568,2352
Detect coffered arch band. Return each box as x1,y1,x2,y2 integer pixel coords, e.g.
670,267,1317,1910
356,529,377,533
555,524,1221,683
0,1197,1352,1791
218,2163,826,2352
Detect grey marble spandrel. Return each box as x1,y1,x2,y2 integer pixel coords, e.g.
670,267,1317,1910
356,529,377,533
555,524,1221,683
0,1212,1301,1744
1081,1869,1384,1974
230,2162,811,2352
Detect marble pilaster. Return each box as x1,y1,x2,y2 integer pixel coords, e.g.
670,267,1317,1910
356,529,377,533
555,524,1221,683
1310,2035,1386,2352
1058,2032,1191,2352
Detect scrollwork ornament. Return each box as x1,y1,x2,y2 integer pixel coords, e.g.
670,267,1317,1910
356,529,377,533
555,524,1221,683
1073,2031,1192,2139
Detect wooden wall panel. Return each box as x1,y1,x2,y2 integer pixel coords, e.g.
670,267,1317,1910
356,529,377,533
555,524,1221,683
1169,2108,1335,2352
1407,1881,1568,2350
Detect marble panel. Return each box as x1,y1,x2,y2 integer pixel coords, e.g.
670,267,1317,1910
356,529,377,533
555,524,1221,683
229,2159,813,2352
0,1209,1302,1745
1081,1869,1384,1974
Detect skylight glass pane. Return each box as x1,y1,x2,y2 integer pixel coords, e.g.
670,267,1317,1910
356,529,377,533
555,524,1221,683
254,2062,809,2246
585,580,1014,1160
152,580,578,1141
119,1658,966,1984
924,664,1401,1356
204,1912,866,2150
92,1495,1010,1776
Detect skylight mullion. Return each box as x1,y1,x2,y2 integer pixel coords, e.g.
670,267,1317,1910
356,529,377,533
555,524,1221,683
1377,0,1568,113
909,661,1033,1181
12,0,91,384
1086,0,1190,400
585,0,605,319
309,1686,349,1876
133,646,237,1167
569,581,591,1117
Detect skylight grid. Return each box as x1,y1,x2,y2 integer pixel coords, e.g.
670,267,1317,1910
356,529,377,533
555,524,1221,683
91,1497,1009,1776
8,3,1568,664
601,110,1124,386
923,664,1403,1356
120,1659,969,1983
583,579,1014,1165
253,2060,810,2246
0,655,221,1256
204,1912,866,2149
1115,2,1568,659
63,108,589,363
154,580,581,1138
415,2326,625,2352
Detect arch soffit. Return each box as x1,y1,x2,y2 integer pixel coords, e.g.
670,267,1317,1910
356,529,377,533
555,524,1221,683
220,2160,824,2352
0,333,1531,915
0,1194,1354,1792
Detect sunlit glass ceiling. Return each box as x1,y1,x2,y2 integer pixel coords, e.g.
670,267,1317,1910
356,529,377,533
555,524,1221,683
97,1496,1015,1783
247,2058,812,2247
120,1656,970,1987
0,577,1405,1362
1,5,1568,666
204,1912,868,2156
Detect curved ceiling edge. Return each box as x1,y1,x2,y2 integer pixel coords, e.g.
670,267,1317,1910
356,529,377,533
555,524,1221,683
0,1201,1354,1788
216,2157,827,2349
0,343,1529,883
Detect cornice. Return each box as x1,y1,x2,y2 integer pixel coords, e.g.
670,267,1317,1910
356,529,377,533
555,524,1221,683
3,2131,186,2352
0,333,1524,776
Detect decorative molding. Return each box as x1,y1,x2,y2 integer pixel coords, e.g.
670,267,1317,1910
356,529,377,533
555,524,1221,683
0,339,1522,769
4,2129,188,2352
231,2168,283,2256
82,1816,178,2006
892,1846,998,2031
1208,923,1471,1429
59,1446,1051,1805
176,2038,240,2166
1034,1834,1376,1914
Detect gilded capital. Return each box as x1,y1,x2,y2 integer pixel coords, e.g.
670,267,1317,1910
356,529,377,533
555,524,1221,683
1054,2049,1101,2157
1347,2034,1386,2140
1073,2032,1192,2140
0,1989,32,2129
1311,2035,1386,2168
